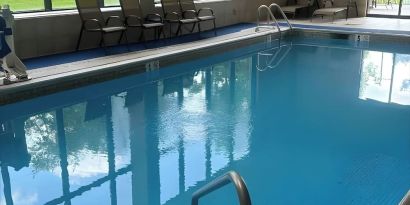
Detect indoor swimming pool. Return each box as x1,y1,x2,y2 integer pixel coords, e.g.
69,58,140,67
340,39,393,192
0,36,410,205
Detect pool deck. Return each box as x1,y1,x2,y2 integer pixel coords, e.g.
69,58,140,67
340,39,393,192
287,17,410,35
1,17,410,105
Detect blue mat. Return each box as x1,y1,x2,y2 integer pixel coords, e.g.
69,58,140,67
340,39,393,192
23,23,255,70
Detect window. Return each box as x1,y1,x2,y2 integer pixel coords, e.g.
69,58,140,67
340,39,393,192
2,0,120,12
3,0,45,12
52,0,76,10
154,0,217,5
104,0,120,7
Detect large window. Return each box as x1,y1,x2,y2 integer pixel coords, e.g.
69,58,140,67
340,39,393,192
52,0,76,10
3,0,119,12
3,0,45,12
367,0,410,17
154,0,213,5
105,0,120,7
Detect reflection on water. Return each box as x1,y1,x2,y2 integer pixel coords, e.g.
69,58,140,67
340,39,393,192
360,51,410,105
1,41,410,205
0,55,253,205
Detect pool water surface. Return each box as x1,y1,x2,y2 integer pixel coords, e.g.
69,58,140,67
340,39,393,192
0,37,410,205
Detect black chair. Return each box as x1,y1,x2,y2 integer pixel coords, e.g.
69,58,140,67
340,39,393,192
119,0,165,42
75,0,128,50
282,0,318,18
179,0,216,35
160,0,199,37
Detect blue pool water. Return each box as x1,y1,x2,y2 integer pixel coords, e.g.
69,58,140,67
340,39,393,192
1,37,410,205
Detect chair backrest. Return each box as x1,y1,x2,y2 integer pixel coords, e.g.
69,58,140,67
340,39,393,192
286,0,297,6
160,0,181,16
75,0,104,23
308,0,320,7
179,0,196,12
119,0,144,18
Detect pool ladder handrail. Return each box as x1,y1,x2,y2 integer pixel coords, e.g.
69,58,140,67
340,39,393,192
400,190,410,205
191,171,252,205
257,43,292,72
256,3,293,32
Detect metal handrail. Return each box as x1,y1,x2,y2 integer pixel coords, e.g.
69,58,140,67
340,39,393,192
256,5,280,32
191,171,251,205
400,190,410,205
257,43,292,71
256,4,292,32
269,3,293,30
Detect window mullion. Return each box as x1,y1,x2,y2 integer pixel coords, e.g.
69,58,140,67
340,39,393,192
44,0,52,11
99,0,105,7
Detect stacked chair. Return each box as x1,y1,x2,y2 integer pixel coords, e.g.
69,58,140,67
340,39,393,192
119,0,165,42
75,0,128,50
179,0,216,35
160,0,217,37
75,0,217,51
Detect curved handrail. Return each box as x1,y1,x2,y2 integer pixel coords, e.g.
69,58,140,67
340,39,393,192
256,5,280,32
267,44,292,69
256,4,293,32
269,3,293,30
191,171,251,205
257,44,293,71
400,190,410,205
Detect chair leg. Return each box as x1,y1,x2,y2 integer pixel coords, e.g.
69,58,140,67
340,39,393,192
118,30,125,44
99,32,105,47
176,23,182,36
346,7,349,20
100,32,108,55
139,28,148,48
160,26,166,39
198,21,202,33
158,26,165,39
139,28,145,42
76,25,84,50
355,2,358,17
190,22,197,33
123,30,130,51
213,19,217,36
158,27,163,39
169,24,172,38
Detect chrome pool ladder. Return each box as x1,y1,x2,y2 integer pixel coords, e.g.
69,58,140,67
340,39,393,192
256,3,293,32
191,171,251,205
257,41,293,72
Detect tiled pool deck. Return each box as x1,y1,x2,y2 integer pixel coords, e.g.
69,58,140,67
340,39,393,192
288,17,410,35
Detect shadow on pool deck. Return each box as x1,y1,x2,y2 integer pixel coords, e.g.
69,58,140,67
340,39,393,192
23,23,255,70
